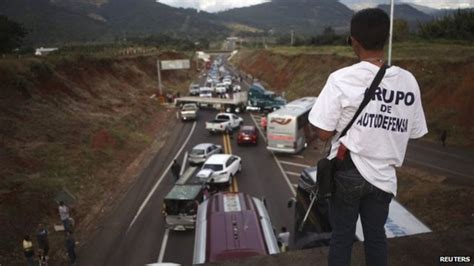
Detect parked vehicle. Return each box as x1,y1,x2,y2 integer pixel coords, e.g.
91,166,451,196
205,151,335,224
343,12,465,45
290,167,332,248
222,77,232,87
175,92,248,113
233,84,241,92
237,125,258,145
162,184,204,231
180,103,198,121
205,113,243,134
193,192,280,264
247,83,286,112
189,83,200,96
188,143,222,165
199,87,213,98
266,97,317,154
215,83,227,94
196,154,241,185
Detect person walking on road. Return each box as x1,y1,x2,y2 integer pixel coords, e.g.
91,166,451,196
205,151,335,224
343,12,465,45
23,235,35,266
308,8,427,266
65,231,77,265
171,159,181,180
440,129,447,147
58,201,72,232
277,227,290,252
36,223,49,265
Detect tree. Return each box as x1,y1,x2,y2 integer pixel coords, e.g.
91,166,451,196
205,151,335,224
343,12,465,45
419,9,474,41
0,16,27,53
393,19,410,42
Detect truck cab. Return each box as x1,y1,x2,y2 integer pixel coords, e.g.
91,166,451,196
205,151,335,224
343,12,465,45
247,83,286,112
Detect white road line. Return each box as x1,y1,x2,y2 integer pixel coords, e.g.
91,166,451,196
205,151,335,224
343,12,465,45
285,171,301,177
157,228,170,263
126,121,197,232
250,113,295,196
405,157,472,178
149,94,156,99
279,160,312,168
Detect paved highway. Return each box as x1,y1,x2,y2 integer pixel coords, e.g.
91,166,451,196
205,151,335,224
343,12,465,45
78,57,473,266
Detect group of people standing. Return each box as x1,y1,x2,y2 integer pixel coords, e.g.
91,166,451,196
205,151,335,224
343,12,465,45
22,201,76,265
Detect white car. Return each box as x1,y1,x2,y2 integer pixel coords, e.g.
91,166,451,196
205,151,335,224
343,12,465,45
215,83,227,94
199,87,213,98
223,78,232,87
188,143,222,165
196,154,242,185
232,84,241,92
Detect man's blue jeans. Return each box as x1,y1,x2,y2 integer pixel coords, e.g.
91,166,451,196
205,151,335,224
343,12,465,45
328,161,393,266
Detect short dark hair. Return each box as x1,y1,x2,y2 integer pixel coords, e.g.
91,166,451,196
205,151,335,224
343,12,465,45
350,8,390,51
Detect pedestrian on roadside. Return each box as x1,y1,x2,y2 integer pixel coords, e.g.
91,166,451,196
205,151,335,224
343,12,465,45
58,201,72,232
440,129,447,147
23,235,36,266
277,227,290,252
36,223,49,265
171,159,181,180
65,231,76,265
308,8,427,266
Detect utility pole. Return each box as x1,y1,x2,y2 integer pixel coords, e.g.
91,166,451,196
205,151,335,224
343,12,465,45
388,0,394,66
291,28,295,46
157,60,163,96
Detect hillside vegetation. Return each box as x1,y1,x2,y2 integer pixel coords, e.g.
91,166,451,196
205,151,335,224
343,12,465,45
0,49,195,263
232,42,474,147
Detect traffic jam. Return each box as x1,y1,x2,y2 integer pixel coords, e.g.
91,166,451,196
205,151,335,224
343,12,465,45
159,55,430,264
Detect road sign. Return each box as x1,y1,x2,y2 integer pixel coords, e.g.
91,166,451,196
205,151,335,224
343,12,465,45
161,59,190,70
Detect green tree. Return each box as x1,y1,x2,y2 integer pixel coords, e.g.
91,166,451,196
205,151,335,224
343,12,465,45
393,19,410,42
419,9,474,41
0,16,27,53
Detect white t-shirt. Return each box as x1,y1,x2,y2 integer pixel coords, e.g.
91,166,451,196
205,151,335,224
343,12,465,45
309,61,428,196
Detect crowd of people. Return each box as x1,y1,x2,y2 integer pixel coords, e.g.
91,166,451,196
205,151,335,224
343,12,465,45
22,201,77,265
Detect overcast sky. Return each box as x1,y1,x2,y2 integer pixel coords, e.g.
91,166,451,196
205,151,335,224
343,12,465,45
156,0,473,13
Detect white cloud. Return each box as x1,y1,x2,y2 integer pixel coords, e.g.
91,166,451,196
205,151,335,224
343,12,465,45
157,0,472,12
157,0,270,13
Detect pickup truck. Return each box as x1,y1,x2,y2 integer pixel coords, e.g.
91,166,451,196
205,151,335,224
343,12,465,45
205,113,243,133
180,103,198,121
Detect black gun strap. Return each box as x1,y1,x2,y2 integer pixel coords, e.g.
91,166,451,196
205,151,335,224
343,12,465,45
338,64,388,140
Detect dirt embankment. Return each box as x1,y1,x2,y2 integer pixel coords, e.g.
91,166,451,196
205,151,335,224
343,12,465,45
232,48,474,236
0,52,194,263
232,49,474,147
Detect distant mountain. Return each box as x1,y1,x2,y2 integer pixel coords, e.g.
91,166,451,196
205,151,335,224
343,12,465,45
407,3,439,15
0,0,229,45
378,4,433,30
97,0,228,38
0,0,108,45
217,0,354,35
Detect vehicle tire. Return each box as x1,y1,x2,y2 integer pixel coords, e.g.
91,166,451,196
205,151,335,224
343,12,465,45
228,175,233,187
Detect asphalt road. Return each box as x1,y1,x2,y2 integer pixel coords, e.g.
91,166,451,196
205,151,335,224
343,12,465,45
78,56,473,266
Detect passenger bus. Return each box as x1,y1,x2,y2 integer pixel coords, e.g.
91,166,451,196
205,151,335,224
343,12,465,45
266,97,317,154
193,192,280,264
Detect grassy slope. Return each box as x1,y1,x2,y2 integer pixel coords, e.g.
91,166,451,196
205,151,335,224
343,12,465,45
232,42,474,147
0,50,195,263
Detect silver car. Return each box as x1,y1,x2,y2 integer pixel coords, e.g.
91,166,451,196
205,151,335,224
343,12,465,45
188,143,222,165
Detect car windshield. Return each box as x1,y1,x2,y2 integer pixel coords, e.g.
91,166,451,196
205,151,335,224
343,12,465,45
203,164,223,171
216,115,229,121
191,149,205,155
242,130,254,135
164,199,197,215
182,105,196,110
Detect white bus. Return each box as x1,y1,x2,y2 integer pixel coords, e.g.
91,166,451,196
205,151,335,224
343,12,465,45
266,97,317,154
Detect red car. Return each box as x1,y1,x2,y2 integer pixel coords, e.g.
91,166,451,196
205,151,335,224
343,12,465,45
237,126,258,145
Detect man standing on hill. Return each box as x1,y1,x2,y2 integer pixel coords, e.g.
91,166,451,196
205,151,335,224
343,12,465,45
308,8,428,266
